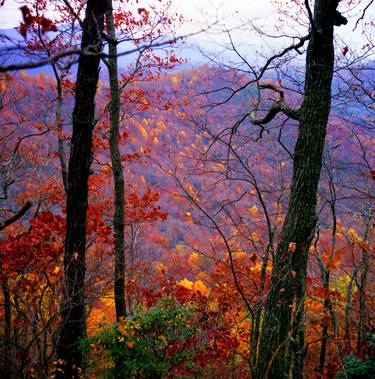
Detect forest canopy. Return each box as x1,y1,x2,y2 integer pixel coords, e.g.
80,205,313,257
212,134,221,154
0,0,374,378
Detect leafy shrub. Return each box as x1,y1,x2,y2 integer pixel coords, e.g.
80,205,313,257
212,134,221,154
336,354,375,379
83,297,198,378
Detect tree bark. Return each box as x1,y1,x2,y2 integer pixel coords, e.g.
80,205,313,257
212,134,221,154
56,1,105,377
344,267,356,352
255,1,346,378
1,271,11,379
105,0,127,321
357,209,372,355
55,73,69,193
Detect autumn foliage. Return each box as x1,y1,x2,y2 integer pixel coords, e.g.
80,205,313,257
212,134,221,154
0,0,374,378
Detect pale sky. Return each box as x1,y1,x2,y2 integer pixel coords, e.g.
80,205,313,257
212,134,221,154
1,0,274,29
1,0,374,57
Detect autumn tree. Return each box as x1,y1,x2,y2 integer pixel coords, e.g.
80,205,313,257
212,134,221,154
254,1,348,377
56,0,106,376
104,0,127,321
102,0,182,321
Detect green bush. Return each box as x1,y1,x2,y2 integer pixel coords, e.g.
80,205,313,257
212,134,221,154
83,297,198,378
336,354,375,379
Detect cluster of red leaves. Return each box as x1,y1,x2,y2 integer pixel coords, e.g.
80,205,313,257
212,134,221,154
19,6,57,38
122,251,265,377
0,211,65,279
125,187,168,223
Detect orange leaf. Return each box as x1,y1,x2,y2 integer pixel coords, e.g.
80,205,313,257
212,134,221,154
288,242,296,253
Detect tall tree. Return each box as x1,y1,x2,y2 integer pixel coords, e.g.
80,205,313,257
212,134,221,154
105,0,127,321
56,0,106,377
255,1,347,378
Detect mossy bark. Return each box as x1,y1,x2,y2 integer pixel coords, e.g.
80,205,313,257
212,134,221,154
255,1,344,377
105,0,127,321
56,1,106,377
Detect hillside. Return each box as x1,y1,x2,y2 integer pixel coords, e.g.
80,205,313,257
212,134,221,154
0,61,373,377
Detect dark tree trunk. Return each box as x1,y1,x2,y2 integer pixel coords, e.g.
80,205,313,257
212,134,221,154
357,250,369,354
1,273,12,379
357,211,372,355
105,0,127,321
56,1,105,377
318,321,329,379
318,178,340,378
55,75,69,193
255,1,346,378
344,270,355,352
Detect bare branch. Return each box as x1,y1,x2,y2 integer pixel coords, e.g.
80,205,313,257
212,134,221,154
250,83,300,125
0,21,216,73
61,0,84,28
0,201,32,231
354,0,375,30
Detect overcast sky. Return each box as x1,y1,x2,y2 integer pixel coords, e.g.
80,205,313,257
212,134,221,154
1,0,374,56
1,0,274,29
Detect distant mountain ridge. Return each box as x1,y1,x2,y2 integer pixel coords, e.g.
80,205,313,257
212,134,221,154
0,27,214,77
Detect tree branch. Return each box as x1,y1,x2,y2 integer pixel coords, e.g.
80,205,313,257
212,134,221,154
0,26,214,73
250,83,300,125
0,201,32,231
353,0,374,30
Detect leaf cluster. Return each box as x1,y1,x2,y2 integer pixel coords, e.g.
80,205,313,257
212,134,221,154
337,349,375,379
83,297,198,378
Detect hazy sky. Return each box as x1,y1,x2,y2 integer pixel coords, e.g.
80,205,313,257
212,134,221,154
1,0,274,29
1,0,373,55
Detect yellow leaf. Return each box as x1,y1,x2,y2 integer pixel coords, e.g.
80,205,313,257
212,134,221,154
288,242,297,253
233,250,247,259
178,278,193,290
348,228,362,243
184,211,193,224
175,244,184,254
193,280,208,295
188,252,200,268
207,299,219,312
139,126,148,139
248,205,258,215
155,262,166,273
141,175,146,186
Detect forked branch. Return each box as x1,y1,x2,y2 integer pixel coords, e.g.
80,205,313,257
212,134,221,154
250,83,300,125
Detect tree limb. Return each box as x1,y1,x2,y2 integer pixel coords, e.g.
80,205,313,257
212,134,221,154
0,201,32,231
0,26,213,73
251,83,300,125
353,0,374,30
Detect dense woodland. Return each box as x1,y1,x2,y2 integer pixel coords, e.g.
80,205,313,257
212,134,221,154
0,0,374,378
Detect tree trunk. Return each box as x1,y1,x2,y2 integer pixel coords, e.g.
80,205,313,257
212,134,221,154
318,269,341,378
318,176,341,377
105,0,127,321
250,242,272,373
256,1,346,378
357,249,370,354
1,271,12,379
318,270,330,379
357,209,372,355
344,269,355,352
56,1,105,377
55,75,69,193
